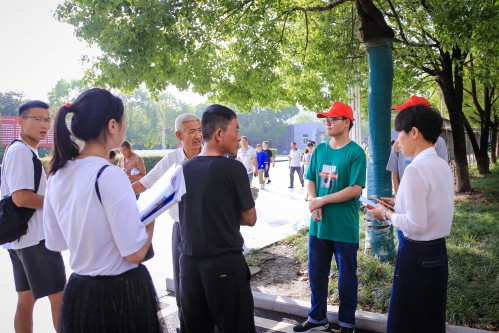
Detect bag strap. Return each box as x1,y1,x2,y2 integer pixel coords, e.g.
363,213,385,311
95,165,110,204
6,140,42,194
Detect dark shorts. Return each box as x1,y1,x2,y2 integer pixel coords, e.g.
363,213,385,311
8,240,66,299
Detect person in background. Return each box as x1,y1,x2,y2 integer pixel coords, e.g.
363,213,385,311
288,141,304,189
108,150,117,164
43,88,161,333
1,100,66,333
255,143,268,190
369,98,454,333
294,102,366,333
179,104,256,333
237,136,257,184
132,113,202,333
262,141,275,184
303,141,315,201
118,140,146,183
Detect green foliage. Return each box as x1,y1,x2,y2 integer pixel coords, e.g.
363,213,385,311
47,79,89,114
0,91,25,116
236,106,299,148
54,1,371,112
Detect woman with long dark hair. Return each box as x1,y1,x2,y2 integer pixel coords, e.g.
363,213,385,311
43,88,162,333
369,96,454,333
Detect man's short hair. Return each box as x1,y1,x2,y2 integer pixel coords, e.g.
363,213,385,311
263,141,268,145
256,144,261,148
18,100,49,116
241,136,248,141
201,104,237,140
121,140,131,149
175,113,201,132
109,150,117,159
291,141,296,145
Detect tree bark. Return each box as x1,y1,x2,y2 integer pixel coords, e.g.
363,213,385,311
436,48,471,192
491,117,498,164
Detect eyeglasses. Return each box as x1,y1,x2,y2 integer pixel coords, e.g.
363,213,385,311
323,117,345,125
22,116,53,124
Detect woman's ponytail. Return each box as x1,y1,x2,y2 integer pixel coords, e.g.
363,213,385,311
48,104,79,176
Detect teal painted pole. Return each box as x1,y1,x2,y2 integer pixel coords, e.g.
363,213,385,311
364,38,396,261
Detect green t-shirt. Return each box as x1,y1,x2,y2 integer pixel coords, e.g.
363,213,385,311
305,140,366,243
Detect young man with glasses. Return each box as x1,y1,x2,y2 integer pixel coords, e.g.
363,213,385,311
294,102,366,333
2,101,66,333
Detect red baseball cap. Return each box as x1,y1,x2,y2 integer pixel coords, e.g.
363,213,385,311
392,95,431,111
317,102,354,121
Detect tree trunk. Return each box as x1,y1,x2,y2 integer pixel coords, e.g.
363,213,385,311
436,49,471,192
491,119,498,164
357,0,396,261
363,38,396,261
463,118,490,174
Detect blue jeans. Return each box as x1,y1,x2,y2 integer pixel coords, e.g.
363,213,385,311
307,235,358,328
247,172,253,183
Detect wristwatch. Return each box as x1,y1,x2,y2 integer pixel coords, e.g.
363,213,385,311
381,208,389,221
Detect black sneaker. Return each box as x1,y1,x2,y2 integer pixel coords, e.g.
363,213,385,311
288,185,294,188
293,320,329,332
267,179,271,184
339,327,355,333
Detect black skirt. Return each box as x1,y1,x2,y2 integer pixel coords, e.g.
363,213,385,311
387,236,448,333
59,264,163,333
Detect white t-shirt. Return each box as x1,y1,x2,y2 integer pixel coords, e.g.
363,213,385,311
288,148,302,167
139,148,186,222
390,147,454,241
1,140,46,250
237,146,256,173
44,157,147,276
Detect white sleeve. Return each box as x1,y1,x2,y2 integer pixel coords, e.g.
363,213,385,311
390,167,429,235
43,186,68,251
99,168,148,257
139,154,173,189
4,145,37,193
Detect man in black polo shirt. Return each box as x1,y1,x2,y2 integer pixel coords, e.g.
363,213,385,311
178,104,257,333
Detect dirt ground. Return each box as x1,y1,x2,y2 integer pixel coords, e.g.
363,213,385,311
249,240,311,301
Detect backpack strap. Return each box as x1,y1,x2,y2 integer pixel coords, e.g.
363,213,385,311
95,165,111,204
7,140,42,194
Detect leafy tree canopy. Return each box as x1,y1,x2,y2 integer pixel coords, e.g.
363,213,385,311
55,0,373,112
0,91,25,116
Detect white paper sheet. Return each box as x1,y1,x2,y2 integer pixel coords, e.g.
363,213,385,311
136,164,186,225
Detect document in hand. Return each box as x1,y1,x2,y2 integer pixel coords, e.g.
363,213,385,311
359,196,377,209
136,164,186,225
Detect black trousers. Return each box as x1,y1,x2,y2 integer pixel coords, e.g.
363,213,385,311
179,252,255,333
387,236,448,333
172,222,182,316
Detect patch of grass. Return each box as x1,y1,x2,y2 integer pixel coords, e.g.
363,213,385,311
244,249,262,267
281,164,499,329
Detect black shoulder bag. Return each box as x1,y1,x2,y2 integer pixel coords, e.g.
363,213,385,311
0,140,42,245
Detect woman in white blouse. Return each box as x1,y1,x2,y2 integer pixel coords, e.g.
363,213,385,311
43,89,162,332
369,97,454,333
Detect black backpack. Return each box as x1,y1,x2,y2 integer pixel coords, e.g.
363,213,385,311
0,140,42,245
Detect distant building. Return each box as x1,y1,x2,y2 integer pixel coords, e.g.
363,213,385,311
280,123,325,154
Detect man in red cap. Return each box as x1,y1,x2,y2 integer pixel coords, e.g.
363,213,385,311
293,101,366,333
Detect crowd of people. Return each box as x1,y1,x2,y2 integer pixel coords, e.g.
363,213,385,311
1,89,454,333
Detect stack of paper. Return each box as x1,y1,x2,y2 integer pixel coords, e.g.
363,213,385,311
136,164,186,225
